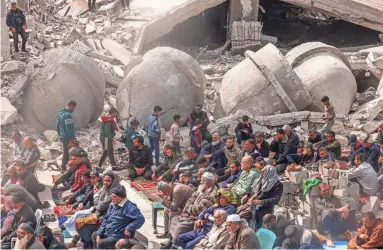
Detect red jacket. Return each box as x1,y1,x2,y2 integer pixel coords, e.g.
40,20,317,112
71,164,88,192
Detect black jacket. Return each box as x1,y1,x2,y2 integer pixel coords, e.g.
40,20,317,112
188,111,209,130
276,137,294,164
253,181,283,208
235,122,253,140
308,132,322,144
4,184,37,212
256,140,270,158
41,226,68,249
273,216,295,247
128,145,153,170
301,152,320,166
6,9,26,29
1,204,36,242
287,132,300,153
204,141,227,170
18,171,40,203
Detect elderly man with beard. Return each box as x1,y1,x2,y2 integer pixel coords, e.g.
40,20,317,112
92,186,145,249
1,192,36,249
194,210,230,250
225,214,260,249
14,223,45,249
203,133,227,176
163,172,218,249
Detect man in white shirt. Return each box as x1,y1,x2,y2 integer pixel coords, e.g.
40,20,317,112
349,153,378,196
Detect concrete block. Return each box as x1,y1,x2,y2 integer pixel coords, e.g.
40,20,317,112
43,130,59,142
333,189,348,199
286,169,309,184
338,176,348,189
102,38,132,65
1,60,26,74
281,180,292,194
0,97,17,125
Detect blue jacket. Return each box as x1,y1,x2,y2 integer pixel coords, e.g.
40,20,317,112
147,114,160,137
221,171,242,188
204,141,227,170
97,199,145,240
286,153,303,164
56,108,75,140
354,143,381,172
197,204,237,234
6,9,26,29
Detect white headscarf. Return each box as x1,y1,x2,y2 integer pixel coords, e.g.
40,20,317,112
260,165,279,192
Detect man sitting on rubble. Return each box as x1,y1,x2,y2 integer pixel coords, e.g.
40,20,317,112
315,183,357,248
64,170,93,209
287,146,304,165
127,136,153,180
272,129,294,174
167,147,199,182
308,129,322,144
314,130,341,159
255,132,270,158
165,172,218,249
263,214,295,248
18,136,41,173
243,139,260,160
203,133,227,176
225,214,260,249
347,212,383,249
157,181,194,240
283,125,300,153
353,136,381,173
14,161,41,206
374,123,383,148
92,186,145,249
2,132,26,187
152,145,183,181
231,156,260,197
349,153,378,197
235,115,253,145
14,223,45,249
301,142,319,167
223,136,243,167
219,161,242,188
318,147,336,172
1,192,37,249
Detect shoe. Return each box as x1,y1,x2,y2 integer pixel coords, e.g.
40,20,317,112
156,233,170,239
160,242,172,249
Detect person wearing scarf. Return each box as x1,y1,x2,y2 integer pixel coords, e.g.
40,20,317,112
241,165,283,230
99,107,118,170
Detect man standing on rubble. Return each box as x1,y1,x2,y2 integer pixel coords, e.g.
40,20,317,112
6,2,27,53
57,100,77,172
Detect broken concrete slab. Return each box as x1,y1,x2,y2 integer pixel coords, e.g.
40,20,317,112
1,61,26,74
85,23,97,34
70,40,92,54
98,0,121,15
102,39,132,65
103,72,121,88
280,0,383,32
123,56,143,77
57,0,89,17
5,75,28,104
0,97,17,126
231,21,262,55
350,97,383,123
43,130,59,142
112,66,124,78
132,0,227,54
86,51,115,63
64,28,83,44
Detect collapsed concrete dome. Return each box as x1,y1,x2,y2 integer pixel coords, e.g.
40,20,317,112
116,47,206,130
286,42,357,115
219,43,312,117
20,49,105,134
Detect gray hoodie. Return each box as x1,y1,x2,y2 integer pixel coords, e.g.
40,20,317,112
95,170,120,217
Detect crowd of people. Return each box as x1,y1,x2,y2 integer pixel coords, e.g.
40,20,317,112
1,96,383,249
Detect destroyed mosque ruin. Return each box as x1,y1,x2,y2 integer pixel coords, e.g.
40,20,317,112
1,0,383,246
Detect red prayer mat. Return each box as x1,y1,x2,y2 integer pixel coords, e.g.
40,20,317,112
130,180,158,191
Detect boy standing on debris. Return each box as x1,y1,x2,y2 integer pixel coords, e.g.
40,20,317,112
148,105,162,166
321,95,336,134
99,107,118,170
57,100,77,172
6,2,27,53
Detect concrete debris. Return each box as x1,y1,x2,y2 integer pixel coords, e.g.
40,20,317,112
112,65,124,78
85,23,97,34
117,47,206,130
3,75,28,104
1,61,27,74
102,39,132,65
355,87,376,106
123,56,143,77
231,21,262,54
20,49,105,134
0,97,18,126
43,130,59,142
350,97,383,123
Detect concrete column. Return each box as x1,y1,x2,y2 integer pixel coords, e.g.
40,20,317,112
227,0,259,39
1,0,10,60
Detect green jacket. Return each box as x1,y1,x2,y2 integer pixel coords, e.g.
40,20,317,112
100,120,116,140
232,167,261,197
56,108,75,140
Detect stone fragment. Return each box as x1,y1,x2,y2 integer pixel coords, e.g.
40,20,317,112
112,66,124,78
5,75,28,103
123,56,143,77
0,61,26,74
20,49,105,134
0,97,17,126
85,23,96,34
350,97,383,123
79,17,89,25
65,28,83,44
116,47,205,130
102,39,132,65
355,87,376,105
70,40,92,54
36,139,46,148
43,130,59,142
86,51,115,63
